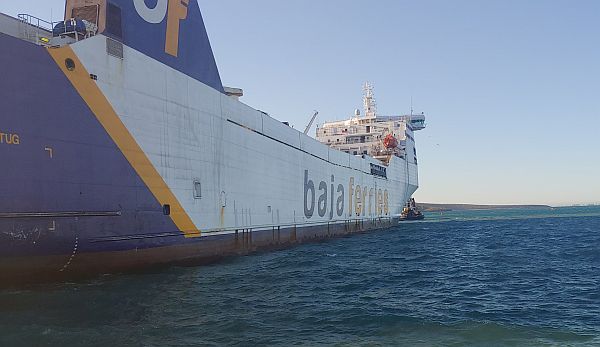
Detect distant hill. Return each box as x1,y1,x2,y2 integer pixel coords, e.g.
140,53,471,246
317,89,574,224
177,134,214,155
418,203,552,212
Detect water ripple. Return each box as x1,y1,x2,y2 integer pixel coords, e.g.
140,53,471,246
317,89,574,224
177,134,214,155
1,206,600,346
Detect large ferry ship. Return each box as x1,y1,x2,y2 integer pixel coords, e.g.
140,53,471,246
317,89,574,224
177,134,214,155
0,0,425,284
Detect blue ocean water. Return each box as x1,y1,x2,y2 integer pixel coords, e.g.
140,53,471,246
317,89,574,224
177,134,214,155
1,206,600,346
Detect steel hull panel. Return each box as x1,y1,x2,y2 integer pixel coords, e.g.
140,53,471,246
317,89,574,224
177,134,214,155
1,218,397,286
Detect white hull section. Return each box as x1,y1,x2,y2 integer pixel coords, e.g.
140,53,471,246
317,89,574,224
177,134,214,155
72,36,419,235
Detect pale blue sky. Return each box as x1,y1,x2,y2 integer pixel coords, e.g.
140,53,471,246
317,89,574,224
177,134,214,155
2,1,599,205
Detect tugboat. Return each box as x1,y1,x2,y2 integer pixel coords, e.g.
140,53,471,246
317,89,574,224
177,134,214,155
400,198,425,221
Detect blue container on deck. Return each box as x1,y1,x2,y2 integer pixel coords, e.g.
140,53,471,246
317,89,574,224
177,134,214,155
52,19,86,37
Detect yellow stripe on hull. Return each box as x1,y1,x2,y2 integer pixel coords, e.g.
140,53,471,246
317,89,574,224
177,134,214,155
47,45,201,237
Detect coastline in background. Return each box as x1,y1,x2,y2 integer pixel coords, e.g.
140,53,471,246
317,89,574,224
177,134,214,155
420,203,554,212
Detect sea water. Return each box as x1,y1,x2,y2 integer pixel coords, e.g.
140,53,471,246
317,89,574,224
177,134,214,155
1,206,599,346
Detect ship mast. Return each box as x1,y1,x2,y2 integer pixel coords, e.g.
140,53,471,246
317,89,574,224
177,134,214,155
363,82,377,119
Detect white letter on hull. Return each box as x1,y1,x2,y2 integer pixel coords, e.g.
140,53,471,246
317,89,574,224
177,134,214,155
134,0,168,24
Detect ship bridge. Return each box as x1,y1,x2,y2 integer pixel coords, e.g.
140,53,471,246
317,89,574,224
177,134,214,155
408,114,426,130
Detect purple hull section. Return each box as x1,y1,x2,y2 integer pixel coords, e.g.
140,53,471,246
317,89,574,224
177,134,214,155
0,32,182,260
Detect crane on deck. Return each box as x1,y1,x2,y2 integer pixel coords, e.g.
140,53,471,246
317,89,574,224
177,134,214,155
304,110,319,135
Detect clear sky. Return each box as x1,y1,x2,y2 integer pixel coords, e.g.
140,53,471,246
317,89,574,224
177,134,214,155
2,1,599,206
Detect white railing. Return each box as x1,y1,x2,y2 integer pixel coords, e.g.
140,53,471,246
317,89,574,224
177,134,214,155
17,14,53,45
16,14,98,46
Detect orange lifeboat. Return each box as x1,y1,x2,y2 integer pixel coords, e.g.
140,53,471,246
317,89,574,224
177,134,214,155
383,134,398,149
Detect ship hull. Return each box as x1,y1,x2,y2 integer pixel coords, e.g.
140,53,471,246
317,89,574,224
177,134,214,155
0,13,419,285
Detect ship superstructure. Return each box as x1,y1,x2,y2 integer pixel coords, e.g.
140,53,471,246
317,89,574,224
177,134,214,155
0,0,426,285
316,83,426,164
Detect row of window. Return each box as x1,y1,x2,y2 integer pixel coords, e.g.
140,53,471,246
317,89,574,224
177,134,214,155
342,150,369,155
322,122,406,134
327,136,374,144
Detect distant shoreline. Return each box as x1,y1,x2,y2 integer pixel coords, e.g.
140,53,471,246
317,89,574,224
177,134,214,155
418,203,553,212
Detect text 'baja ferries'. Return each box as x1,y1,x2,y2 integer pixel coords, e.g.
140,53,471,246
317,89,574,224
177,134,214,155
304,170,389,219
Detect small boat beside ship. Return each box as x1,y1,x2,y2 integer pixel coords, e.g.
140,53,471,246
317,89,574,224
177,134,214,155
400,198,425,221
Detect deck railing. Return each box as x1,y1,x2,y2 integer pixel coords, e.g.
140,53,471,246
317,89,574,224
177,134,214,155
17,14,53,45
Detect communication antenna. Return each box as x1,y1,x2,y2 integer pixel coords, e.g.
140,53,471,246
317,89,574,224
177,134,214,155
304,110,319,135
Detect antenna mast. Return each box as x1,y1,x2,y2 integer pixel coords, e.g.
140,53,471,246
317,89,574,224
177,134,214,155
363,82,377,119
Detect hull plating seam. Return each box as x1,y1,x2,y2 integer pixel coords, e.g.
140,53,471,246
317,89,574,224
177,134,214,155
0,211,122,219
88,217,396,243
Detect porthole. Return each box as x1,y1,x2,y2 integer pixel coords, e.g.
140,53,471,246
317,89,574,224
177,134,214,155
65,58,75,71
